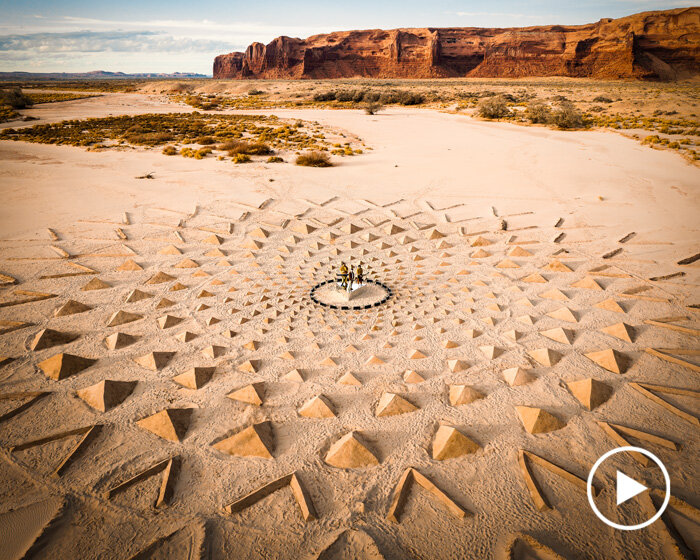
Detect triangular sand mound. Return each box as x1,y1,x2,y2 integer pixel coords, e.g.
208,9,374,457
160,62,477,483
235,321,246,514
54,300,91,317
432,425,479,460
584,348,627,373
173,367,215,389
567,378,613,410
38,353,95,380
134,352,174,371
503,367,535,387
449,385,484,406
325,432,379,468
227,383,264,405
317,529,386,560
376,393,417,416
213,422,274,458
107,310,142,327
515,406,565,434
104,332,138,350
30,328,76,351
137,408,193,442
77,380,135,412
299,395,336,418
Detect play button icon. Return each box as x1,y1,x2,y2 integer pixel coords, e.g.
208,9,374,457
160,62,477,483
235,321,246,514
587,446,670,530
616,471,648,505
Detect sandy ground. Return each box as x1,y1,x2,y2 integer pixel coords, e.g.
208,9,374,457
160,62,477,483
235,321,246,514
0,93,698,560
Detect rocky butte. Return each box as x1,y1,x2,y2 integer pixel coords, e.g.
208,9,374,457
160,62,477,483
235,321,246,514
214,7,700,80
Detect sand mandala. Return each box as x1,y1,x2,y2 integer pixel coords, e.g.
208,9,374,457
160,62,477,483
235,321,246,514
0,197,698,559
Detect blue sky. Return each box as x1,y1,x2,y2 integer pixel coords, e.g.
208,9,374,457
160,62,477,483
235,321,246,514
0,0,694,74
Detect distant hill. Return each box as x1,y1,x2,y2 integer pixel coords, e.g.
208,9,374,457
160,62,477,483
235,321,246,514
214,7,700,80
0,71,209,81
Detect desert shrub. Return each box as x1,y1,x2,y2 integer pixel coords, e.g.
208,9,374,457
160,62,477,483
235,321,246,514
126,131,173,145
296,151,332,167
589,105,605,113
592,95,613,103
248,89,264,96
364,101,383,115
195,135,215,145
0,106,18,123
0,87,34,109
233,153,251,163
335,90,357,102
550,100,583,129
525,101,551,124
266,156,284,163
313,91,336,102
226,140,271,155
162,145,177,155
477,95,510,119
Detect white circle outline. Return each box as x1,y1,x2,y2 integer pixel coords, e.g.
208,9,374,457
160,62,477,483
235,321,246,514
587,445,670,531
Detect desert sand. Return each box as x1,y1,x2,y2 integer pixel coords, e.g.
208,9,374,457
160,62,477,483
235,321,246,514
0,92,698,559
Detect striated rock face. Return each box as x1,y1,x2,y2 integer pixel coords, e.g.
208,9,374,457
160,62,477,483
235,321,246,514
214,8,700,80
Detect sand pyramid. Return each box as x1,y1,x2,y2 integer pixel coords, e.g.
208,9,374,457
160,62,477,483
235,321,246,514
542,259,572,273
175,331,197,343
547,307,577,323
137,408,192,442
321,357,338,367
81,278,111,291
116,259,143,271
77,380,135,412
365,355,385,366
479,345,501,359
203,234,223,245
376,393,417,417
174,258,199,269
157,314,182,329
503,367,535,387
584,349,626,373
403,370,425,383
146,271,175,284
38,353,95,380
464,329,480,338
432,425,479,460
282,369,304,382
134,351,174,371
125,289,152,303
447,359,468,373
202,345,225,359
449,385,484,406
508,246,533,257
527,348,558,366
600,322,634,343
515,406,565,434
522,273,547,284
471,249,490,258
213,421,274,459
107,310,142,327
567,378,613,410
299,395,336,418
540,327,573,345
173,367,215,389
516,315,535,325
469,236,490,247
54,300,91,317
158,245,181,255
338,372,361,386
238,359,260,373
496,259,519,269
104,332,138,350
156,298,174,309
571,276,603,290
228,383,264,405
595,298,625,313
30,328,76,351
324,432,379,469
409,349,427,359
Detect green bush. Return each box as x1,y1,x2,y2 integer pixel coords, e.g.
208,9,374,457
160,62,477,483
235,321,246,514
477,95,510,119
296,151,332,167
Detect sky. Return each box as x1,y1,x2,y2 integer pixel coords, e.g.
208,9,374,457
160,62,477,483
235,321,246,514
0,0,694,74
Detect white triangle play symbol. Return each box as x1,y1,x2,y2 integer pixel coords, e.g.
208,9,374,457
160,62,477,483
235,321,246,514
616,471,648,505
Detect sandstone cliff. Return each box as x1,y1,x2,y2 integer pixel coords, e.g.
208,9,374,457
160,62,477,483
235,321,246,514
214,8,700,80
